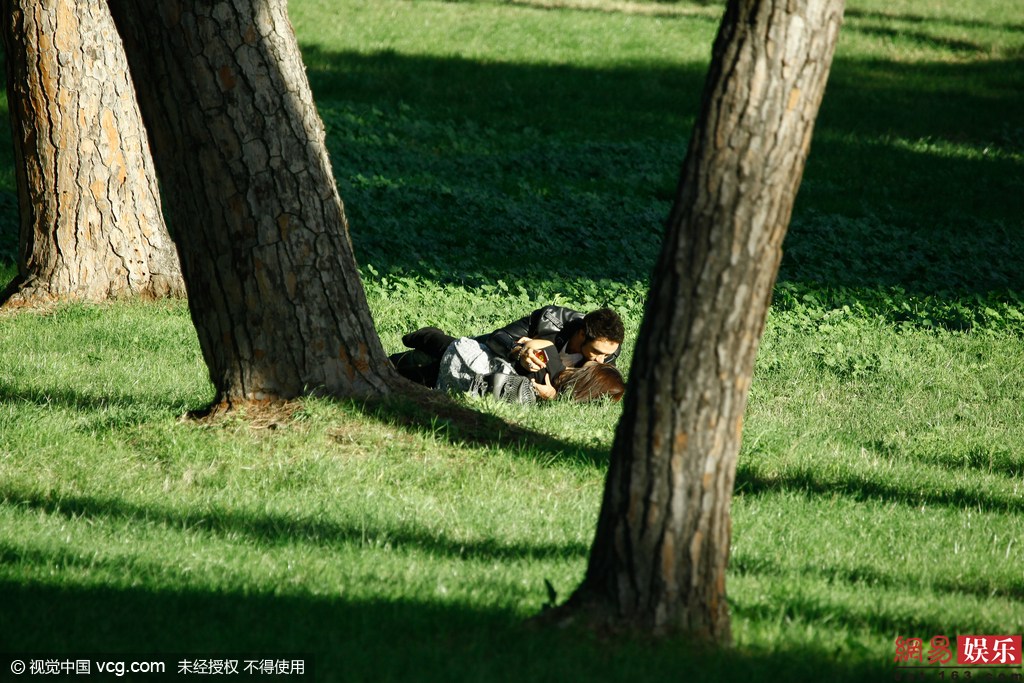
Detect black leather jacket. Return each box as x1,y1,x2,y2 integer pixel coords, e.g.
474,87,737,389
484,305,620,366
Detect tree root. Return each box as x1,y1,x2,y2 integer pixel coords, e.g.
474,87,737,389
182,398,303,428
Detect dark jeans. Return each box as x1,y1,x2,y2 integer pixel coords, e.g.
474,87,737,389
389,327,456,387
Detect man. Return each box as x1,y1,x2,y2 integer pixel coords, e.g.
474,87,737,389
485,305,624,371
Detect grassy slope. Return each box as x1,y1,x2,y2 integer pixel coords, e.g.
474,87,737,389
1,0,1023,680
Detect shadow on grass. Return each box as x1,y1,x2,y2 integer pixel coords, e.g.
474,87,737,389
0,372,609,468
863,438,1024,479
849,24,986,54
299,44,705,143
734,463,1024,514
1,43,1022,299
352,384,610,467
732,553,1024,606
844,7,1024,33
0,485,589,562
0,580,891,683
290,46,1024,302
729,592,1015,648
438,0,726,21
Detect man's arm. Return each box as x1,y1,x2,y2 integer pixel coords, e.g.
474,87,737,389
485,305,587,366
484,308,542,361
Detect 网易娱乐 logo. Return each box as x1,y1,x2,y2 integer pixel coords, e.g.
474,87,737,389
893,635,1022,680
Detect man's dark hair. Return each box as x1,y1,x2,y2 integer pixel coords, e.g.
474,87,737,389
583,308,625,344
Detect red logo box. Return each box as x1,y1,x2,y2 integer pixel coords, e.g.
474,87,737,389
957,635,1022,665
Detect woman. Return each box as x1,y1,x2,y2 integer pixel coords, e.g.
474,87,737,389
555,361,626,403
391,327,624,405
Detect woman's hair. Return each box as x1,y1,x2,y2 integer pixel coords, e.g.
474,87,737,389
555,361,625,403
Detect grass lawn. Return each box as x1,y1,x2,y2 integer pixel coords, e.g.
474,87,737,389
1,0,1023,680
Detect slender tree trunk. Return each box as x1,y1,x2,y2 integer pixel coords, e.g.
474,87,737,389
562,0,845,642
106,0,396,405
0,0,184,308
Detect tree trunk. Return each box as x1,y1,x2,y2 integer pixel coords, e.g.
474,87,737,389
105,0,396,404
563,0,845,642
0,0,185,308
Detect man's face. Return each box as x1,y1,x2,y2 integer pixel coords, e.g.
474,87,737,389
581,337,619,364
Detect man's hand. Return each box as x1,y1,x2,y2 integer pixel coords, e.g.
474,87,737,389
531,375,556,400
518,339,553,372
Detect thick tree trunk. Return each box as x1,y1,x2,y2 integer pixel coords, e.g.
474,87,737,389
0,0,184,308
564,0,844,641
106,0,395,404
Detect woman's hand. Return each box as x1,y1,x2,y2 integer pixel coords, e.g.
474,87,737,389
531,375,556,400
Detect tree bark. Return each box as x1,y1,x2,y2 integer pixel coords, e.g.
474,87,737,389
0,0,185,308
563,0,845,642
105,0,396,404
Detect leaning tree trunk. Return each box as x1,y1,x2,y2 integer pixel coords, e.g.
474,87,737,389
0,0,184,308
562,0,845,642
106,0,395,405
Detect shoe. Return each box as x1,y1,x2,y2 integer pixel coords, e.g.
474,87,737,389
402,327,452,354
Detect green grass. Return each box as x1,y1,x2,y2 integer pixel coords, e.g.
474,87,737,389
1,0,1023,680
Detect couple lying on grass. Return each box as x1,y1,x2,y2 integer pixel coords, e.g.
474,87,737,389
391,305,626,406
